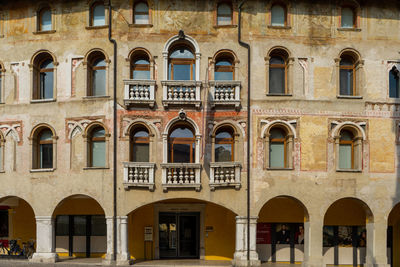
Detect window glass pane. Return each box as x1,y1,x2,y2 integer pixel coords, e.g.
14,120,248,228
340,69,353,95
133,143,149,162
170,127,193,138
389,69,399,98
41,9,52,31
93,58,106,67
56,216,69,236
341,7,354,28
133,70,150,79
91,215,106,236
270,128,285,139
217,16,232,26
216,131,232,139
339,144,352,169
270,56,284,65
135,2,149,13
269,68,285,94
40,143,53,168
173,64,191,80
0,210,8,237
92,128,105,138
218,4,231,16
215,71,233,81
271,5,285,26
73,216,86,236
170,48,194,59
216,60,231,66
93,69,106,96
269,142,285,168
340,130,353,141
93,4,105,26
92,141,106,167
215,143,232,162
134,130,148,137
40,129,53,141
171,144,192,163
134,14,149,24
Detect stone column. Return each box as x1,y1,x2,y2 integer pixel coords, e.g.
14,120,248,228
302,217,323,267
232,216,260,267
365,219,390,267
103,216,115,264
117,216,130,265
30,216,58,263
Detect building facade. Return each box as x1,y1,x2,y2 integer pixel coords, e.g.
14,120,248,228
0,0,399,266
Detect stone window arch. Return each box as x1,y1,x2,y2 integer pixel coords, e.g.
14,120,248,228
29,124,58,171
84,122,110,168
267,0,291,28
334,125,364,171
389,66,400,98
89,1,106,27
30,51,58,101
133,1,150,25
335,49,364,98
213,50,236,81
266,47,294,96
84,49,110,97
128,48,153,80
36,4,54,32
217,2,232,26
262,122,294,169
211,124,239,162
129,124,151,162
338,0,361,30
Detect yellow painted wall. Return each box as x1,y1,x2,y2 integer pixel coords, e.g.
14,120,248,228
389,205,400,267
129,204,154,260
53,198,104,216
314,67,334,99
324,199,367,225
369,118,395,173
128,201,236,261
300,116,327,171
10,199,36,244
204,203,235,260
258,197,306,223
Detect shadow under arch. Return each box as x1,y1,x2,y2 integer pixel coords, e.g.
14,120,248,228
322,197,373,266
0,195,36,247
51,194,107,259
126,197,237,261
256,195,309,264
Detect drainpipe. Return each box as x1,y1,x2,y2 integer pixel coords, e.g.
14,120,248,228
108,1,118,262
238,1,251,264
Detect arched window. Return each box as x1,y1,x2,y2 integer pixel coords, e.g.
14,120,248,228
131,53,150,79
215,127,234,162
35,128,53,169
341,6,355,28
389,67,399,98
88,126,106,167
133,2,149,25
90,2,105,26
269,127,287,168
217,3,232,26
339,129,355,169
215,54,234,81
87,51,106,96
168,45,195,80
38,7,52,32
339,54,356,96
168,123,195,163
130,126,149,162
269,50,288,94
33,54,54,100
271,4,286,26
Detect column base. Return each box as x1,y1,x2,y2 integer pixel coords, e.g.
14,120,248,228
116,253,132,265
364,264,390,267
233,251,260,267
102,253,115,265
30,252,58,263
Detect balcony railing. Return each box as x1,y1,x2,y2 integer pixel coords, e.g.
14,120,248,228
209,162,241,190
160,163,202,192
123,162,156,191
123,79,156,108
161,80,202,108
209,81,241,109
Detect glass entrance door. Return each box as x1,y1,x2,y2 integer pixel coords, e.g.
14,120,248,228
159,212,199,258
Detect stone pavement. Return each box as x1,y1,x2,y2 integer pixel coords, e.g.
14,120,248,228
0,259,299,267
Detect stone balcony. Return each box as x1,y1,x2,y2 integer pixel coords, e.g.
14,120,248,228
209,162,241,191
161,80,202,108
160,163,202,192
209,81,241,109
123,79,156,108
123,162,156,191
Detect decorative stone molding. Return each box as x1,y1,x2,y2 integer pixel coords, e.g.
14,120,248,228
66,117,104,140
0,122,22,143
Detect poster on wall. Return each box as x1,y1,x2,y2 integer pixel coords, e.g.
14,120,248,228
275,223,291,244
323,226,366,247
256,223,271,244
294,224,305,244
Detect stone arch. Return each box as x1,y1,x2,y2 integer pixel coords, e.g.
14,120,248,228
30,50,58,66
323,197,374,223
210,120,244,138
331,121,366,140
163,33,200,55
339,47,362,62
84,121,109,137
255,194,310,220
51,193,107,217
123,119,159,138
163,115,201,137
212,49,239,64
267,45,291,59
29,123,57,140
84,48,110,63
127,47,154,63
260,120,296,139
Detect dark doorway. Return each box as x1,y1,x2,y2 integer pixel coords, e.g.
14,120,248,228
159,212,199,259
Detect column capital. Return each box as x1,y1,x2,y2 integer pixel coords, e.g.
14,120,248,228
35,216,54,221
235,216,258,224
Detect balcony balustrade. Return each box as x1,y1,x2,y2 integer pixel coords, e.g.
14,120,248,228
209,81,241,109
160,163,202,192
209,162,241,190
161,80,202,108
123,79,156,108
123,162,155,191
